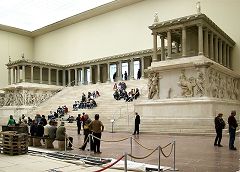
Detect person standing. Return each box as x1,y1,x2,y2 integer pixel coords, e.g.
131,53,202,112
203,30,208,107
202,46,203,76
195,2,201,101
133,112,140,135
124,71,128,80
214,113,225,147
76,114,82,135
228,110,238,150
79,114,93,151
89,114,104,153
137,69,141,79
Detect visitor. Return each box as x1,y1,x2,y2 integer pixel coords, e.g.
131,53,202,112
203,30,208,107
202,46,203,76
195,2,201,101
133,112,140,135
228,110,238,150
214,113,225,147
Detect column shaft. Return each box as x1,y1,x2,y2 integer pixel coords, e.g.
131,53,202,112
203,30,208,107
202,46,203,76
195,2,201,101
198,24,203,55
40,67,43,84
153,33,158,62
210,32,214,59
12,67,16,84
141,57,145,79
81,68,85,84
182,27,187,57
118,62,122,81
130,58,134,80
62,70,66,86
68,69,71,86
97,64,101,83
167,30,172,59
219,40,223,64
75,69,78,86
223,42,226,66
22,65,25,82
30,66,34,83
48,68,51,85
16,66,20,83
214,36,219,62
89,66,92,84
227,45,230,68
160,36,165,60
204,29,209,57
8,68,11,85
56,69,59,86
107,63,110,82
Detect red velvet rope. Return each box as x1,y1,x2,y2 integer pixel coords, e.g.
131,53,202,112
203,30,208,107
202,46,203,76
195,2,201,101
94,155,125,172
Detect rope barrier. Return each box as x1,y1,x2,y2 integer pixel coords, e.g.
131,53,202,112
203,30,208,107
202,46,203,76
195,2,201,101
132,137,154,150
160,143,174,158
127,147,158,159
93,155,124,172
90,134,129,142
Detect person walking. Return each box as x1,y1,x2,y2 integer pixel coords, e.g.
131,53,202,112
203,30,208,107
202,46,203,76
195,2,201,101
133,112,140,135
89,114,104,153
228,110,238,150
214,113,225,147
76,114,82,135
137,69,141,79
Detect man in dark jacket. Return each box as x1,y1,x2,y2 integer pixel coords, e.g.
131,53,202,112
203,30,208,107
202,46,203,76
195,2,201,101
133,112,140,135
228,110,238,150
76,114,82,135
214,113,225,147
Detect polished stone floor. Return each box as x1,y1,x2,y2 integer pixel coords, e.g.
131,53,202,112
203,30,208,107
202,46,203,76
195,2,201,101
0,127,239,172
64,127,239,172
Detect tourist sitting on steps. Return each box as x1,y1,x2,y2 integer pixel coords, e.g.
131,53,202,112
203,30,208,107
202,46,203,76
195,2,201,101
56,122,73,150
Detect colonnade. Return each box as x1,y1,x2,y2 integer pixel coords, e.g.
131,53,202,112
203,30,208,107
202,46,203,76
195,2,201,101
7,56,150,86
152,23,233,69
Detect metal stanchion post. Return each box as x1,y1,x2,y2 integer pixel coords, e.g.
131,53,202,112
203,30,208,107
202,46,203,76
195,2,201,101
130,137,132,161
173,140,176,171
158,146,161,172
89,134,91,151
124,152,128,172
64,134,67,152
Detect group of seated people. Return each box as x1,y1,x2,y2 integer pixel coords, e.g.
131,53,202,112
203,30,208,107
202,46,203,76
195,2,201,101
113,82,140,101
73,91,100,110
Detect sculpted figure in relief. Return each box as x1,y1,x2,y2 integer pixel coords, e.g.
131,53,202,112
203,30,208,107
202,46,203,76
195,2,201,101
196,70,205,97
148,72,159,99
226,78,234,100
233,79,239,100
178,70,196,97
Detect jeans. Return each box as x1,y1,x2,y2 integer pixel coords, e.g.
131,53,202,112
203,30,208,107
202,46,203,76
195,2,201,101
229,127,236,149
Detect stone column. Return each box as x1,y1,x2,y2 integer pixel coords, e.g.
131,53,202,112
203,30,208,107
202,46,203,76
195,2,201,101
182,27,187,57
40,67,43,84
214,36,218,62
107,63,110,82
30,66,34,83
16,66,20,83
204,28,209,57
74,68,78,86
167,30,172,59
227,45,230,68
141,57,145,79
198,24,203,55
62,69,66,86
160,35,165,60
81,68,85,84
89,66,93,84
12,67,16,84
56,69,59,86
68,69,71,86
152,33,158,62
210,32,214,60
22,65,25,82
8,67,11,85
223,42,226,66
219,40,223,64
118,61,122,81
48,68,51,85
130,58,134,80
97,64,101,83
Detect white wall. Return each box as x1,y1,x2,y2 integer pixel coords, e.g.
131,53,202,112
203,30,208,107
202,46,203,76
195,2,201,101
0,30,33,88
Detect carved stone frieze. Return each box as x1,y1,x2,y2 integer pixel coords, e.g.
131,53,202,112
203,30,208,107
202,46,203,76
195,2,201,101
206,68,240,100
148,72,159,99
3,89,57,106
